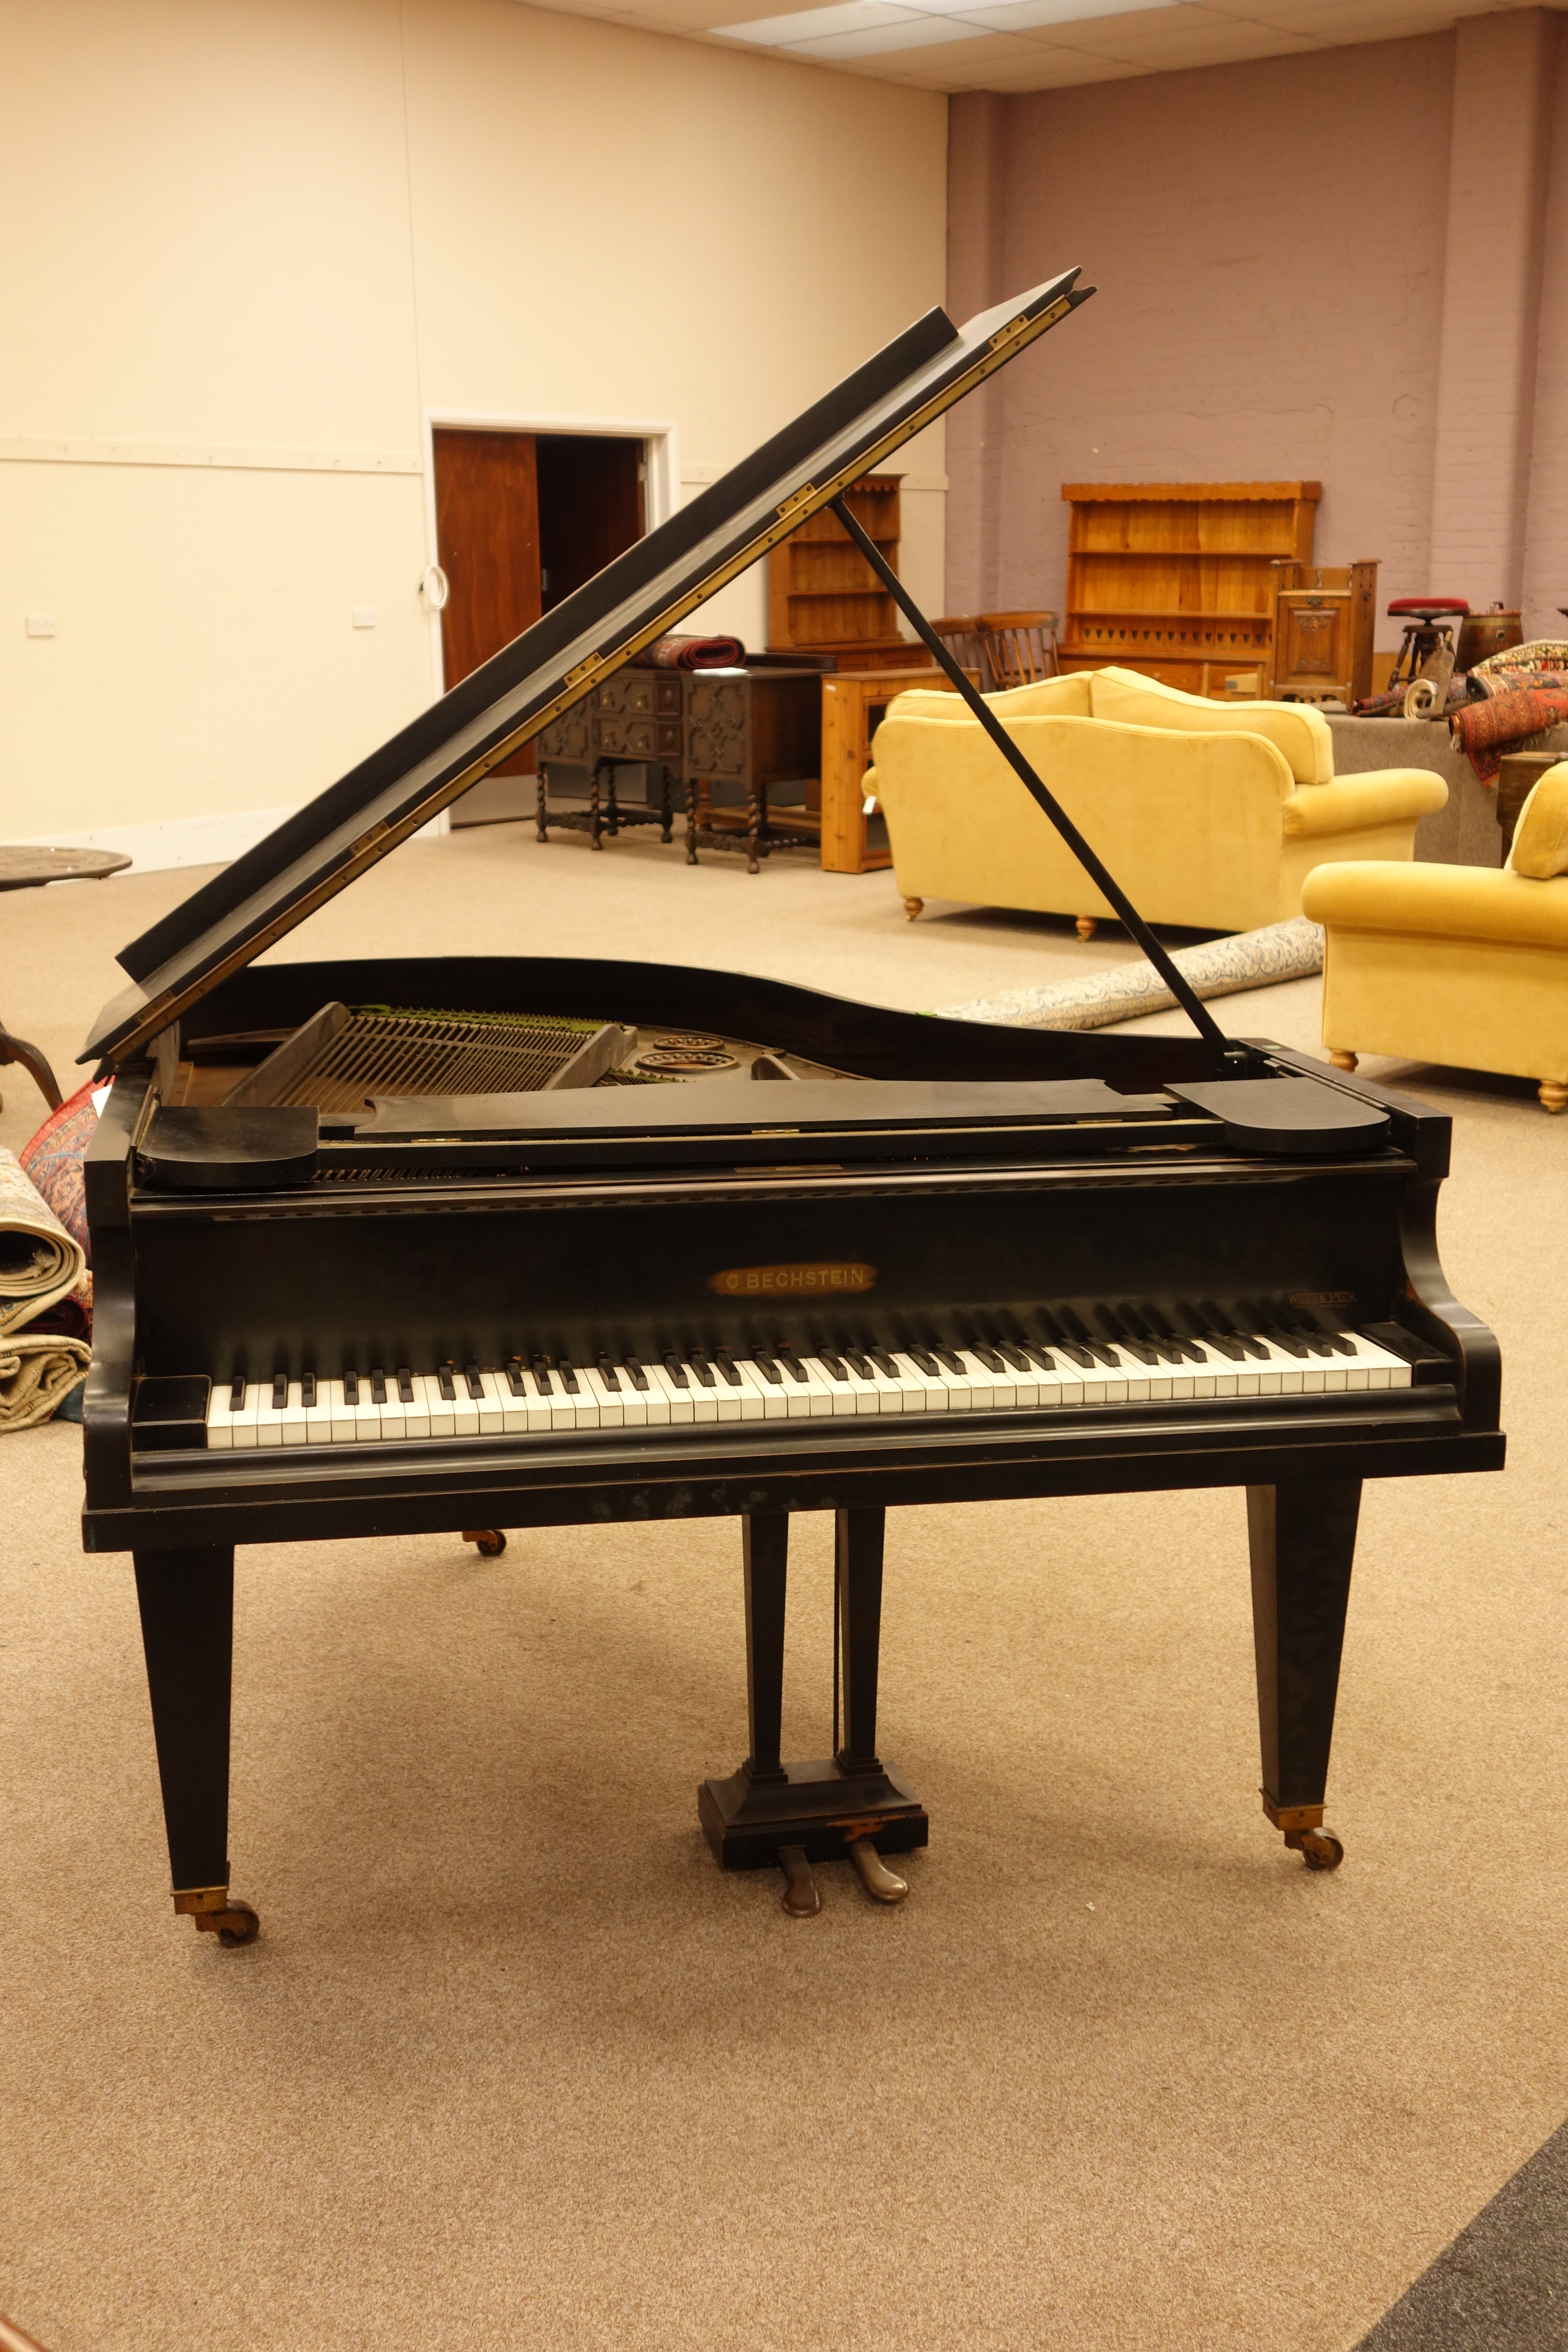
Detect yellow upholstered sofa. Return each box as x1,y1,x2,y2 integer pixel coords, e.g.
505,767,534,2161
1303,762,1568,1112
865,665,1448,935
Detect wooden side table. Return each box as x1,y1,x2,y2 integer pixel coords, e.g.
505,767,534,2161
819,668,977,876
0,845,131,1111
1495,751,1561,859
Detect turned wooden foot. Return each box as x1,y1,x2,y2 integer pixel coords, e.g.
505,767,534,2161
903,897,923,922
1075,916,1097,940
1540,1080,1568,1113
1329,1051,1359,1073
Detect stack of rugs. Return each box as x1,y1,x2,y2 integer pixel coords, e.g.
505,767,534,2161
1451,640,1568,782
934,918,1324,1031
3,1081,98,1432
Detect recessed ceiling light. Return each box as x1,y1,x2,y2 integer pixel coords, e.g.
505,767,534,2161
710,0,1180,44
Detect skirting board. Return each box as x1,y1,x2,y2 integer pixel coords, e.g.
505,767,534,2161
12,804,449,877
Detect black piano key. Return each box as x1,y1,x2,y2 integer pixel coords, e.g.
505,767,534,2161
272,1372,289,1410
817,1351,850,1382
969,1344,1006,1374
230,1375,245,1408
1099,1309,1156,1366
867,1348,900,1379
933,1346,965,1375
344,1369,360,1403
397,1369,415,1403
1020,1343,1062,1372
714,1349,743,1387
1138,1305,1204,1364
465,1362,485,1398
842,1348,876,1379
438,1365,458,1401
751,1350,784,1387
686,1350,717,1389
778,1347,810,1385
558,1360,581,1393
531,1357,555,1394
301,1372,317,1408
371,1369,387,1405
995,1343,1033,1373
907,1346,941,1376
621,1355,649,1391
662,1351,689,1390
505,1357,527,1397
597,1352,623,1391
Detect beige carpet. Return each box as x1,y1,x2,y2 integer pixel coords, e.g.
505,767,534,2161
1,824,1564,2352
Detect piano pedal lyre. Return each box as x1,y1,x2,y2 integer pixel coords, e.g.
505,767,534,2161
462,1529,508,1558
175,1885,260,1947
1265,1798,1345,1872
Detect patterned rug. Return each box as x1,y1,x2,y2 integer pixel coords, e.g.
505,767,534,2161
0,1144,86,1338
0,1331,90,1433
933,917,1325,1031
1452,681,1568,782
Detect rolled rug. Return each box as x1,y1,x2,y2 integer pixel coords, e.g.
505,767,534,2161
933,916,1324,1031
629,633,744,670
0,1146,87,1338
0,1332,90,1433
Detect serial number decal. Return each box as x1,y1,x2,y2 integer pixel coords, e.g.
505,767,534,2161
707,1261,876,1297
1289,1290,1354,1306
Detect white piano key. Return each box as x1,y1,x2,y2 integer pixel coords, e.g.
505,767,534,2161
626,1365,671,1425
838,1357,886,1414
303,1383,334,1445
952,1351,998,1410
398,1374,431,1441
254,1384,289,1447
893,1354,949,1409
322,1379,355,1442
803,1357,861,1418
1023,1350,1076,1408
448,1376,481,1438
557,1365,600,1430
424,1373,457,1439
1253,1339,1303,1393
970,1352,1017,1409
474,1370,505,1435
648,1362,694,1425
1186,1341,1241,1397
928,1354,978,1411
876,1354,928,1410
719,1360,764,1421
377,1377,410,1441
278,1382,309,1447
228,1382,262,1447
502,1369,551,1434
206,1383,237,1449
738,1360,789,1421
1346,1332,1411,1389
674,1362,720,1425
583,1366,625,1428
704,1366,744,1422
601,1365,649,1428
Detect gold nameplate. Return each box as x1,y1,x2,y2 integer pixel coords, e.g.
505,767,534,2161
708,1261,876,1298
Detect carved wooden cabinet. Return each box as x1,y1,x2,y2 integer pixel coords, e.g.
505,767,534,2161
685,667,822,872
1269,562,1378,705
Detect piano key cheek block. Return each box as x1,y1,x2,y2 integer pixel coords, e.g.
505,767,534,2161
80,268,1504,1943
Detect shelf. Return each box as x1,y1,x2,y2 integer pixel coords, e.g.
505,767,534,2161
1065,609,1270,624
1068,548,1298,560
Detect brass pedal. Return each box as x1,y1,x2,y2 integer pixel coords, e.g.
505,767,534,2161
847,1836,909,1904
778,1844,823,1917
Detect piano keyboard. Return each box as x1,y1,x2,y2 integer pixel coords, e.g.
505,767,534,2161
199,1323,1416,1450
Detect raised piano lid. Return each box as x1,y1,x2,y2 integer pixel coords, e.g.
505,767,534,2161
83,269,1092,1068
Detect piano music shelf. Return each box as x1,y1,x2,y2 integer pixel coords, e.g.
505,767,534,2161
1060,481,1319,697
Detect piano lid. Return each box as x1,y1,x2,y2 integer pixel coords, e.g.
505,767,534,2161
84,268,1092,1066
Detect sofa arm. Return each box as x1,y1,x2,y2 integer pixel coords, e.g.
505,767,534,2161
1281,769,1448,838
1303,859,1568,949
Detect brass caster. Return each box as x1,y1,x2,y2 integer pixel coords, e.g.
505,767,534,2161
1329,1050,1359,1074
193,1902,260,1946
1075,916,1097,940
903,897,924,922
1285,1826,1344,1871
463,1528,507,1557
847,1836,909,1904
1540,1081,1568,1113
778,1844,822,1917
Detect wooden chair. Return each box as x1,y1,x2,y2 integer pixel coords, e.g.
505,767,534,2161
977,611,1060,690
932,616,985,681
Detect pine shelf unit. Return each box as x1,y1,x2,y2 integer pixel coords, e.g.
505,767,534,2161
767,473,931,673
1059,481,1320,695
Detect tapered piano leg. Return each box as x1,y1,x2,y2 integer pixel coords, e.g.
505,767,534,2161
1246,1481,1360,1870
698,1508,927,1887
133,1547,259,1944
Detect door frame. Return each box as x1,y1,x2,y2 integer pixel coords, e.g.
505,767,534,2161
420,408,679,698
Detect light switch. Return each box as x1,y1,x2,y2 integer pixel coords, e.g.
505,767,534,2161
26,614,56,637
351,606,377,629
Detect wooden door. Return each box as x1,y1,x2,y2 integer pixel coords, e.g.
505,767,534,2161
434,428,542,805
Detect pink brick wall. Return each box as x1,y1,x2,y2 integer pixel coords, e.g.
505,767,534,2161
948,15,1568,647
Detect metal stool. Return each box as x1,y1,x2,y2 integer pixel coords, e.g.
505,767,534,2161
1386,597,1469,717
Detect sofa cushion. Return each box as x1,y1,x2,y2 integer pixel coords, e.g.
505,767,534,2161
1087,665,1335,786
1509,762,1568,877
1304,860,1568,950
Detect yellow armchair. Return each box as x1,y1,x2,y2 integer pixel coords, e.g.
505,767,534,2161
867,665,1447,934
1303,764,1568,1112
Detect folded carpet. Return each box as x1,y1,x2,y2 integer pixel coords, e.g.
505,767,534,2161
629,634,744,670
1451,682,1568,781
0,1332,90,1433
0,1147,86,1339
933,917,1324,1031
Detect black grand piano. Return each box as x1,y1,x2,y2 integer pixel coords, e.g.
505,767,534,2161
80,269,1504,1941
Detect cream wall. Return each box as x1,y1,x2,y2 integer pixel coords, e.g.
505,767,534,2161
0,0,947,847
